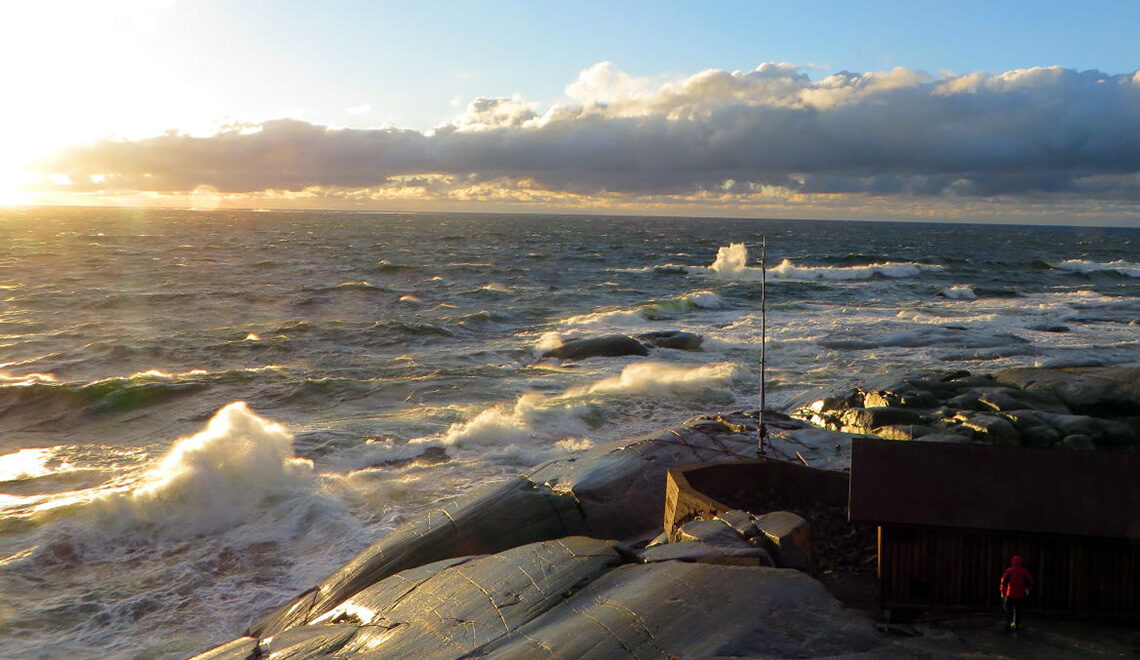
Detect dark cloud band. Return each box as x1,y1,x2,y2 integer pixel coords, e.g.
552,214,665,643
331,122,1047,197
36,64,1140,202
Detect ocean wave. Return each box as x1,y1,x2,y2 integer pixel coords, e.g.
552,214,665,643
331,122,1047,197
560,290,726,327
438,392,599,449
1048,259,1140,278
699,243,941,281
11,402,326,540
940,285,977,300
0,367,285,417
0,403,364,659
567,362,740,404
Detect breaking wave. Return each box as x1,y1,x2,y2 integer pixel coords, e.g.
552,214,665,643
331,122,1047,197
560,290,725,327
568,362,740,404
702,243,941,281
1048,259,1140,278
941,285,977,300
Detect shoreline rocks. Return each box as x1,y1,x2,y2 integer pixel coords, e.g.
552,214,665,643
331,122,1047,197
794,365,1140,450
194,364,1140,659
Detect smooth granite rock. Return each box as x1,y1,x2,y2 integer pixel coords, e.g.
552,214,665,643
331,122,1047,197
325,537,624,659
475,563,883,659
244,412,764,640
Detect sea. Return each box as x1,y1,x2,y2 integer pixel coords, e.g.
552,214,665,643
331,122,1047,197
0,207,1138,658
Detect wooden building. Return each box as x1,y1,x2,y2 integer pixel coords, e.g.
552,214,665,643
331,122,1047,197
849,438,1140,617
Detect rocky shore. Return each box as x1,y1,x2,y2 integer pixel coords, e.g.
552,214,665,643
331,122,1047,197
195,364,1140,659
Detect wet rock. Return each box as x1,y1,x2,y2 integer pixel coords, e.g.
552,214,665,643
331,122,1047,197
1028,323,1071,333
635,330,704,351
541,334,649,361
754,511,813,572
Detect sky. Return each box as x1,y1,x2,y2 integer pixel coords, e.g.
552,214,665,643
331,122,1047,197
4,0,1140,224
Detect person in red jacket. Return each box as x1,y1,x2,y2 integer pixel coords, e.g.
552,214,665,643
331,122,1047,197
999,554,1034,630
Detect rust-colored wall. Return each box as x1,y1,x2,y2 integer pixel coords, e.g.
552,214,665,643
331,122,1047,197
664,459,848,540
880,525,1140,615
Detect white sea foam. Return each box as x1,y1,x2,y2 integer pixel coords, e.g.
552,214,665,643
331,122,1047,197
569,362,740,404
65,402,322,538
700,243,941,281
1049,259,1140,278
941,285,977,300
560,290,726,327
535,331,565,353
438,393,594,448
771,258,941,280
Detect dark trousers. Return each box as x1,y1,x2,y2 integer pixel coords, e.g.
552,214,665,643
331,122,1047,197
1003,596,1025,628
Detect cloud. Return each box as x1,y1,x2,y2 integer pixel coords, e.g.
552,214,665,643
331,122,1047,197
345,104,372,116
34,63,1140,208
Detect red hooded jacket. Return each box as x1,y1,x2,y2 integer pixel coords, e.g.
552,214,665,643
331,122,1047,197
1000,555,1034,599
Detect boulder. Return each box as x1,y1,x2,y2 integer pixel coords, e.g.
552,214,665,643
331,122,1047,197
638,540,774,566
872,425,933,441
839,407,928,434
676,519,754,549
1037,412,1138,446
541,334,648,361
996,365,1140,417
754,511,814,572
954,412,1020,446
635,330,704,351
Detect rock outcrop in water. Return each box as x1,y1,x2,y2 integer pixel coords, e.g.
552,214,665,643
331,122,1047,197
793,365,1140,449
635,330,704,351
540,334,650,360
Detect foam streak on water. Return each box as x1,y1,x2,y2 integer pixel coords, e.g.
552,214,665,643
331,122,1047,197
0,207,1138,657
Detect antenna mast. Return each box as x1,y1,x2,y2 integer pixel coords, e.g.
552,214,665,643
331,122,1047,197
758,236,767,454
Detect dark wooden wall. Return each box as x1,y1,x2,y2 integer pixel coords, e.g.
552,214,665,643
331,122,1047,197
880,525,1140,615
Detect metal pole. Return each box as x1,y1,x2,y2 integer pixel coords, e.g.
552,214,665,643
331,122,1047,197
759,236,767,454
